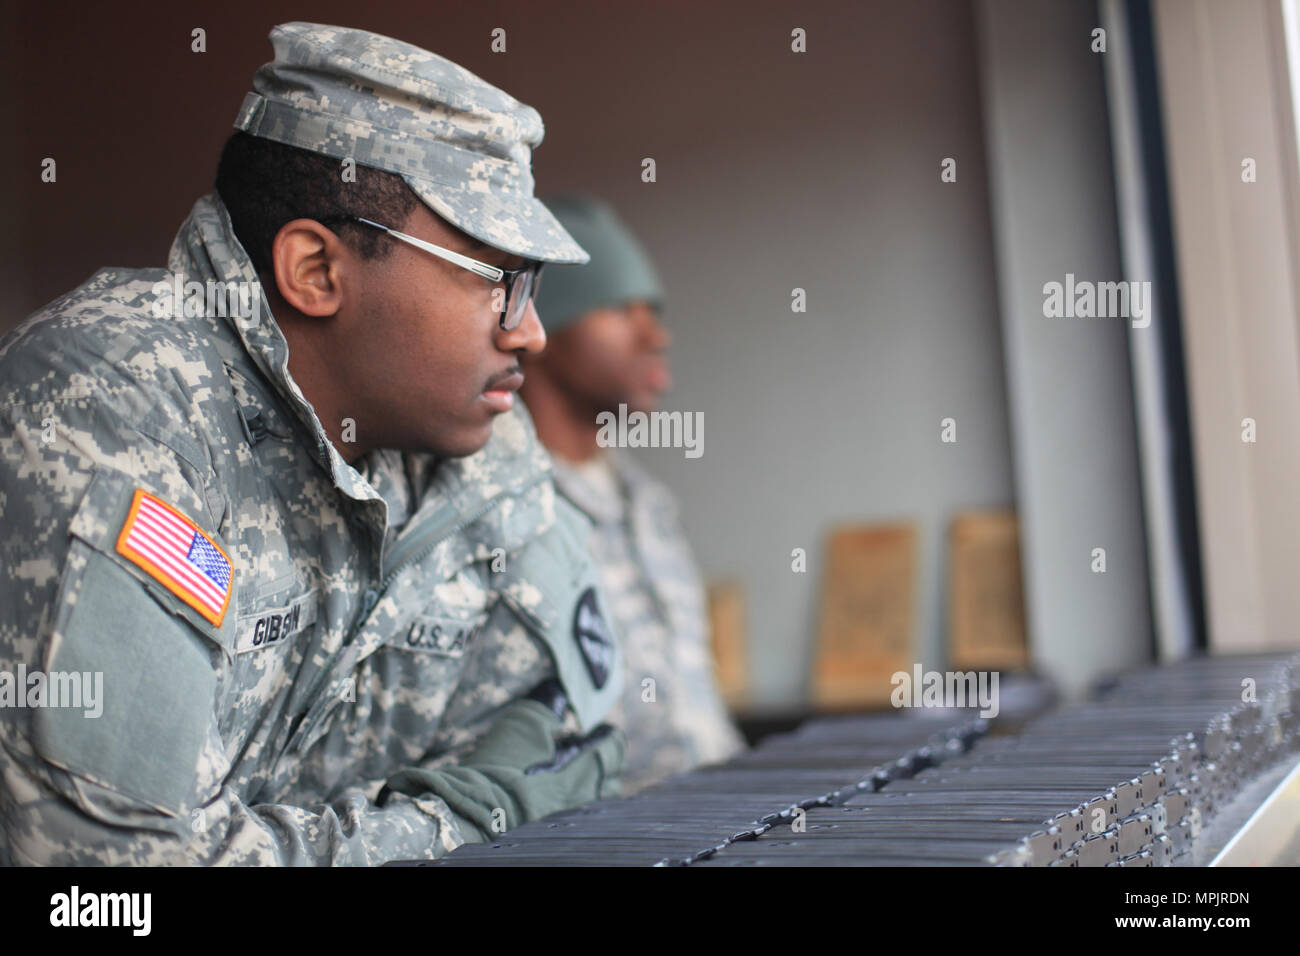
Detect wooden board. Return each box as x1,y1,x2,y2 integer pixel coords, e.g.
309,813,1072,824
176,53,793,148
812,522,918,709
707,579,749,709
948,510,1029,670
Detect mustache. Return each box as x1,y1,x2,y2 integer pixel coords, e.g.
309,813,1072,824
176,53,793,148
484,365,522,390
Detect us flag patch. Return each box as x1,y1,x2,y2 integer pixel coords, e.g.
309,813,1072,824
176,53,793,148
115,489,234,627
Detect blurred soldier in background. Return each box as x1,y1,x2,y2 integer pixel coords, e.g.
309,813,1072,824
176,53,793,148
521,195,745,792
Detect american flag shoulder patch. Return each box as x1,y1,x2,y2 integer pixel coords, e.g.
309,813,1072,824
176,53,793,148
114,489,234,628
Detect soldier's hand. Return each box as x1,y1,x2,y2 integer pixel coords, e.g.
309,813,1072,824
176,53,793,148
378,684,624,837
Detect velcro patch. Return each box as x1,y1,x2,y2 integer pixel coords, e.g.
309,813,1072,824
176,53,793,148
573,588,613,690
235,591,318,654
398,612,486,657
115,489,234,627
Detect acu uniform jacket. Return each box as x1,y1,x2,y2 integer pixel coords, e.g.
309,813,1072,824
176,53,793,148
0,195,620,866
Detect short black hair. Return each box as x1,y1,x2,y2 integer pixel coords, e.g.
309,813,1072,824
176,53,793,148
215,131,420,275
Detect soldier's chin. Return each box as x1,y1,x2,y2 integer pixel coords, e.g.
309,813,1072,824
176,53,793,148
619,389,663,416
420,421,494,459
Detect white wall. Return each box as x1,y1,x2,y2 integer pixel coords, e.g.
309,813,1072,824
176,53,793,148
975,0,1155,696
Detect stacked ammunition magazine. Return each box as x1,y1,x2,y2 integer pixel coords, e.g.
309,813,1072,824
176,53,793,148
419,713,987,867
415,653,1300,867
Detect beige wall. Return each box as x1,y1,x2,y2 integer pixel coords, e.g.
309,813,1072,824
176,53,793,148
1155,0,1300,652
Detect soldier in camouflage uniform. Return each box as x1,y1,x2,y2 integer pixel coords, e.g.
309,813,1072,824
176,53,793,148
520,196,744,792
0,23,624,866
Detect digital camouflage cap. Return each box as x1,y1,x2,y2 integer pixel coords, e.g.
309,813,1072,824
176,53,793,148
232,21,589,264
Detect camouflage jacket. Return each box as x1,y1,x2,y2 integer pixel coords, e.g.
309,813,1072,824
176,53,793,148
551,450,742,792
0,195,619,865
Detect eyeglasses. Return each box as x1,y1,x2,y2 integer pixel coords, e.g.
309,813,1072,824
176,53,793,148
322,215,544,330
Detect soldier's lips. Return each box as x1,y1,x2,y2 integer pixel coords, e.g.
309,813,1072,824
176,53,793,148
481,390,515,413
481,371,524,413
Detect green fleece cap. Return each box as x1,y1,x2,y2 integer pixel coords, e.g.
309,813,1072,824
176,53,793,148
534,195,665,331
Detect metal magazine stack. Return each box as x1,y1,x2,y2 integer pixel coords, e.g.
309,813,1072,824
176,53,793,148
419,653,1300,867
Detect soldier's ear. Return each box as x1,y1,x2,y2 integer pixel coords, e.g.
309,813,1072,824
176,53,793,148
269,219,347,318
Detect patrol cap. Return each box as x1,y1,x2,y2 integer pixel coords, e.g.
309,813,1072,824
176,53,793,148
533,195,665,331
232,22,588,264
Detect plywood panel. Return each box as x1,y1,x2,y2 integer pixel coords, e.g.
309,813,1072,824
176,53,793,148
949,510,1029,670
813,522,918,709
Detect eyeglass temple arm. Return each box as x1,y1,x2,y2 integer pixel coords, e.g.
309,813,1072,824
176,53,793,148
351,217,505,282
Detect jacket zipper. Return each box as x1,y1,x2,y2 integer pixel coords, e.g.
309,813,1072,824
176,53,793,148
377,469,549,593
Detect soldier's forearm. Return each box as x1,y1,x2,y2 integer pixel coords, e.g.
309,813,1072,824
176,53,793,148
1,765,470,866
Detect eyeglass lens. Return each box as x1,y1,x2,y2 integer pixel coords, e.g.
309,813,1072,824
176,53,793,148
502,267,541,330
